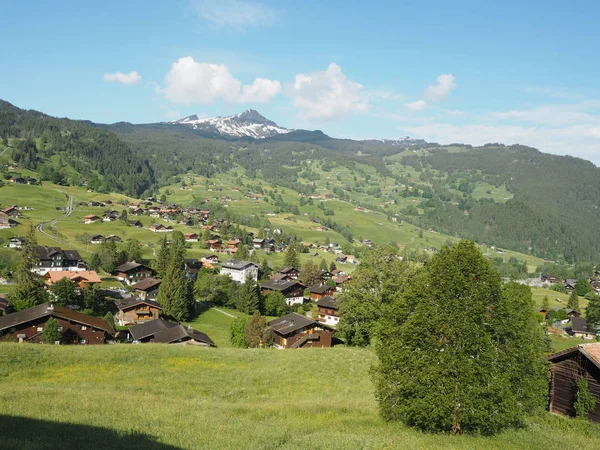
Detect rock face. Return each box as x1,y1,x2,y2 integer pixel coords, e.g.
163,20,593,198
169,110,291,139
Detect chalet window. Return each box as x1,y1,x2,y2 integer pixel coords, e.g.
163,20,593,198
37,327,43,332
10,327,15,333
81,326,87,330
57,327,63,331
81,340,86,344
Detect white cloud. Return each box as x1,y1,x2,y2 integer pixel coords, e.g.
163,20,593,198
239,78,282,103
287,63,369,121
103,71,142,85
405,100,427,111
160,57,280,104
193,0,276,30
424,73,456,101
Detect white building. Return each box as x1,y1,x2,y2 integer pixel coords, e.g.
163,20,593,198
220,260,259,283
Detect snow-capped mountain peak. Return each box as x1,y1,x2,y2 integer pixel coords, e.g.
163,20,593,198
168,110,290,139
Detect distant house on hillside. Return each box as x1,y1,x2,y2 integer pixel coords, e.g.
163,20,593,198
44,270,102,290
0,303,113,344
34,246,85,275
220,260,259,283
7,236,26,249
115,297,162,326
84,215,101,224
128,318,215,346
268,313,335,349
547,343,600,422
131,277,162,300
114,262,155,285
316,296,339,326
260,279,305,306
90,235,104,244
0,212,11,229
308,284,335,300
184,233,199,242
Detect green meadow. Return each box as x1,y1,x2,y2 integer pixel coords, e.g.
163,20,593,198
1,342,599,450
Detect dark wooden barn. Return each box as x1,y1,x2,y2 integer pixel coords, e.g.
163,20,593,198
546,343,600,422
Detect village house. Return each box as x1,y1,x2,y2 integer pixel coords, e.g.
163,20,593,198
308,284,336,300
207,238,223,251
0,303,113,344
44,270,102,290
269,273,292,282
103,214,117,222
88,201,105,207
0,212,9,230
252,238,265,249
227,238,242,250
129,220,144,228
114,261,155,285
569,317,597,339
34,246,85,275
114,297,162,326
184,232,199,243
131,277,162,300
268,312,335,349
105,235,122,243
220,260,259,283
128,318,215,346
201,254,219,265
130,208,145,216
316,296,339,326
90,234,104,244
7,236,26,249
2,206,21,218
279,267,299,279
547,343,600,422
84,215,101,224
260,279,305,306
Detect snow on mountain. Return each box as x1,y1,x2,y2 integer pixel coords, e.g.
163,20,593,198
168,109,291,139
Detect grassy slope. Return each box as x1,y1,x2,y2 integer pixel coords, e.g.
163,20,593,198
1,343,599,450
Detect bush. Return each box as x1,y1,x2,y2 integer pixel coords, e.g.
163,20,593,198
229,316,250,348
574,378,596,419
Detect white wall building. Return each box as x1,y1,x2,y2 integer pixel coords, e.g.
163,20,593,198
220,260,259,283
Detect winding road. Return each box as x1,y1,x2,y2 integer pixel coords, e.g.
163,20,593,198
36,194,74,246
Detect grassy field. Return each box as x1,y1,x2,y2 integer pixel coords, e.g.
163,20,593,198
1,344,599,450
531,287,589,311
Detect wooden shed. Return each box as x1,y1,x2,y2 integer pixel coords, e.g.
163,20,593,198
547,343,600,422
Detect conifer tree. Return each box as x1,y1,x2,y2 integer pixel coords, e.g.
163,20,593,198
260,257,272,279
541,294,550,311
568,290,580,311
319,258,328,271
245,312,272,348
373,241,548,435
237,243,249,260
157,235,194,322
155,235,170,279
235,277,261,314
283,245,299,268
50,278,78,307
585,294,600,330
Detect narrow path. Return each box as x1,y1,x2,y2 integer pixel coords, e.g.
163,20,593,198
0,146,9,157
213,307,236,318
36,194,75,247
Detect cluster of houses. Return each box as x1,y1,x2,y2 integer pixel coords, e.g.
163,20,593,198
542,273,600,295
0,206,22,229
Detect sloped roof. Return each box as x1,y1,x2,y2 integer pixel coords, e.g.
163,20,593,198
221,259,257,270
129,318,176,341
131,277,162,291
45,270,101,284
309,284,331,294
316,296,338,310
115,261,150,273
151,325,215,346
268,312,315,336
570,317,589,333
260,279,303,292
0,303,113,333
115,296,161,311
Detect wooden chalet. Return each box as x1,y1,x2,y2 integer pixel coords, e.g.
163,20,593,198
1,206,21,218
279,267,299,279
44,270,102,289
547,343,600,422
227,238,242,250
129,318,215,346
268,313,334,349
207,238,222,250
7,236,26,248
260,279,305,306
184,232,199,242
129,220,144,228
569,317,597,339
34,246,85,275
115,297,162,326
131,277,162,300
84,215,101,224
316,296,339,326
90,234,104,244
114,261,155,285
0,303,113,344
308,284,335,300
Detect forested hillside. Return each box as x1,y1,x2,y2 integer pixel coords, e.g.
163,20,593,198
2,98,600,264
0,101,155,196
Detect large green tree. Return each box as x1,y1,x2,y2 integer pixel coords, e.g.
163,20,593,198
373,241,548,435
154,235,171,279
300,260,321,287
49,278,78,307
337,246,408,346
157,237,194,322
585,294,600,331
264,291,289,317
283,245,300,269
575,278,593,297
41,317,62,344
568,290,580,311
245,312,272,348
235,277,261,314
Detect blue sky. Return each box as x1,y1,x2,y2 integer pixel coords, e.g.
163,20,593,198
1,0,599,163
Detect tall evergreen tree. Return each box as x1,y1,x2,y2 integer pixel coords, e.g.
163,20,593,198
157,236,194,322
7,226,48,311
568,290,580,311
237,243,249,260
300,260,321,287
585,295,600,330
372,241,548,435
245,312,272,348
541,294,550,311
235,277,261,314
283,245,300,268
155,235,171,279
50,278,78,307
319,258,328,271
260,258,272,279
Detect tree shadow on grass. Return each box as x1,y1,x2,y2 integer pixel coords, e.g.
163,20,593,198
0,415,183,450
